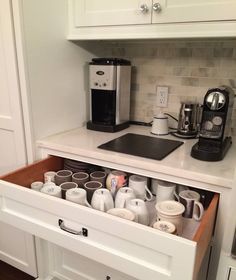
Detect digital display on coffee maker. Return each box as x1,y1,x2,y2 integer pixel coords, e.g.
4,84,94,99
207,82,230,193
96,71,104,75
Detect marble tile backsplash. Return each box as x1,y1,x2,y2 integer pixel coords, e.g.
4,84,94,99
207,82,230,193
87,39,236,133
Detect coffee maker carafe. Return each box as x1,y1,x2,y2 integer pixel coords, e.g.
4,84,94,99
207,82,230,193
87,58,131,132
191,86,234,161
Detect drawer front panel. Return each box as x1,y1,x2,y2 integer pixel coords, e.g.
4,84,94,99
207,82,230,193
0,180,197,280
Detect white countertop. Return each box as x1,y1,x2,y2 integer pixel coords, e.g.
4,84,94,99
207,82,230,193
37,125,236,190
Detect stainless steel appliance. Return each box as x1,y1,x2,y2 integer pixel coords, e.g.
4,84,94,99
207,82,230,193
176,103,200,138
191,86,234,161
87,58,131,132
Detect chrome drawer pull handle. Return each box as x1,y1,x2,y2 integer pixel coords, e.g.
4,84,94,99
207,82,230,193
140,4,149,13
58,219,88,237
153,2,162,13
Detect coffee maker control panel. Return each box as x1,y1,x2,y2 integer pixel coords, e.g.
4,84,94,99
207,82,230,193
90,65,116,91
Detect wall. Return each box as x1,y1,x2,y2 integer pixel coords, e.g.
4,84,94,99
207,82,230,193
93,39,236,132
21,0,94,148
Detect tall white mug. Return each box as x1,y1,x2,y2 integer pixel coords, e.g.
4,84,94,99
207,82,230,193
155,180,177,203
129,175,153,201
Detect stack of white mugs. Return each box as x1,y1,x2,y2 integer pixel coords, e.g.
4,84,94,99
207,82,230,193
31,169,204,236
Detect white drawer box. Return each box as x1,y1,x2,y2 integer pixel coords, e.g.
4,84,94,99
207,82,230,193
0,156,218,280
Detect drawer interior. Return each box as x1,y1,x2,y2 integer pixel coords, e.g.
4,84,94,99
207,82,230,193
1,155,219,278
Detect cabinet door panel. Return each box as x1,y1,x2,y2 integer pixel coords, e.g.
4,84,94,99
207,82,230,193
73,0,152,27
0,0,27,174
152,0,236,23
0,221,37,277
229,268,236,280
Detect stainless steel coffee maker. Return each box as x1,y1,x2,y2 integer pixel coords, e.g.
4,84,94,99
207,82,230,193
175,103,201,138
87,58,131,132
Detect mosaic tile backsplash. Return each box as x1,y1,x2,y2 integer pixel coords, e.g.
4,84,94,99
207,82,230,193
88,39,236,133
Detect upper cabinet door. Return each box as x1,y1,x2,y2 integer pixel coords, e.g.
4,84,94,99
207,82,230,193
73,0,152,26
0,0,27,174
152,0,236,23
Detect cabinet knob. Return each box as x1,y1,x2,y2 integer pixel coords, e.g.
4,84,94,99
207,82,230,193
140,4,149,13
153,2,162,13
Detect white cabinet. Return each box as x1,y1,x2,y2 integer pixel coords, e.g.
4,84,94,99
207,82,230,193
0,1,36,276
229,267,236,280
0,156,218,280
0,0,94,277
0,0,27,174
74,0,236,27
152,0,236,24
68,0,236,39
0,222,37,277
73,0,152,26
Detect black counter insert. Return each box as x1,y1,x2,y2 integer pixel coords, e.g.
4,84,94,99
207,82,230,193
98,133,183,160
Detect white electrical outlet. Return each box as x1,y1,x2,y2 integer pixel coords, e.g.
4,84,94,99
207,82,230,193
156,86,169,107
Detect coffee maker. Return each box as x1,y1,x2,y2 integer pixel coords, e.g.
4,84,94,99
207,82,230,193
87,58,131,132
191,86,234,161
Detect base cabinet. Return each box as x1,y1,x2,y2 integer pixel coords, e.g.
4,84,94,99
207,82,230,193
229,267,236,280
50,244,136,280
0,222,37,277
0,156,219,280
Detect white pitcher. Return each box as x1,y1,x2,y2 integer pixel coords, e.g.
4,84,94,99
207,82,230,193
91,189,114,212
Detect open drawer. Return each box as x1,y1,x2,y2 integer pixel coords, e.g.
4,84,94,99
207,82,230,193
0,156,218,280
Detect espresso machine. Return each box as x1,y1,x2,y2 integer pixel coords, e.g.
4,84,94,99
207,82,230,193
87,58,131,132
191,86,234,161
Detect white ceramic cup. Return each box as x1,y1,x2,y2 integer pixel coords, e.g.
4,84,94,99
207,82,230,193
126,198,149,226
155,180,177,203
30,181,44,191
153,221,176,235
151,113,168,135
91,189,114,212
115,187,136,208
107,208,135,221
66,188,91,207
178,190,204,221
40,184,61,198
155,200,185,235
44,171,56,183
129,175,153,201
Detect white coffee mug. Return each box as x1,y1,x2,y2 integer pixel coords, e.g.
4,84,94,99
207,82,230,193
129,175,153,201
155,200,185,235
151,113,168,135
31,181,44,191
44,171,56,183
66,188,91,207
115,187,136,208
40,184,61,198
155,180,177,203
126,198,149,226
91,189,114,212
107,208,135,221
178,190,204,221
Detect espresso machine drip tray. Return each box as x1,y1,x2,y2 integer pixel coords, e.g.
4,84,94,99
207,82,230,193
98,133,183,160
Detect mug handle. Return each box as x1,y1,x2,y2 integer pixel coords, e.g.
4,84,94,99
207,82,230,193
145,186,153,201
99,199,105,212
193,201,204,221
85,200,92,208
174,191,180,201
